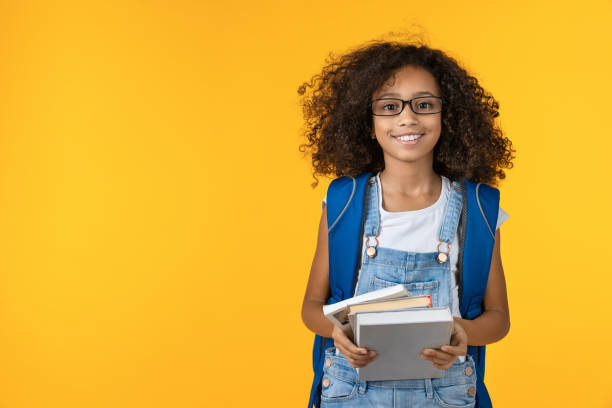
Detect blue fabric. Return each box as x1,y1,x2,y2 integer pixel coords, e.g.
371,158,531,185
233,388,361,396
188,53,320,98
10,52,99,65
353,175,461,308
320,175,473,407
321,348,477,407
307,174,499,408
308,173,372,408
460,181,499,408
439,182,464,244
327,173,372,301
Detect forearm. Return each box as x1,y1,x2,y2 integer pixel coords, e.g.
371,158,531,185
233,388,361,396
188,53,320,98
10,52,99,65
455,309,510,346
301,299,334,338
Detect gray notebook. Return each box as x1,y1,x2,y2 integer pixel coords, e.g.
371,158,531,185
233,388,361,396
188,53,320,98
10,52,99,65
355,307,453,381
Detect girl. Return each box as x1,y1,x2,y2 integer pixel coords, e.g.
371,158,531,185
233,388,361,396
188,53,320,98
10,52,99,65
299,38,514,408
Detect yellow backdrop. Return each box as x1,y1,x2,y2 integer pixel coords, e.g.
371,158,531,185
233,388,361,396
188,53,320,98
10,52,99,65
1,1,611,407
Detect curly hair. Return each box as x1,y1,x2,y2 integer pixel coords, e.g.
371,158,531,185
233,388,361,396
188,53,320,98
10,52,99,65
298,36,514,188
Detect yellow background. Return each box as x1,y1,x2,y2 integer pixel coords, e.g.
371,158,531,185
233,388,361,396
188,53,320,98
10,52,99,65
1,1,611,407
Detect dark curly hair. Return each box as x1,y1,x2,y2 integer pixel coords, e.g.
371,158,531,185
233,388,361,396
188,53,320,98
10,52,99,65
298,36,514,188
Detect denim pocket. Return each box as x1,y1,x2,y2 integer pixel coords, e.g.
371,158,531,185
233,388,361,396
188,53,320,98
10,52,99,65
369,276,439,306
320,353,358,403
432,382,476,408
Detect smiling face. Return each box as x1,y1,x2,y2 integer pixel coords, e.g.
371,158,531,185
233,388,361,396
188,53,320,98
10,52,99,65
371,65,442,168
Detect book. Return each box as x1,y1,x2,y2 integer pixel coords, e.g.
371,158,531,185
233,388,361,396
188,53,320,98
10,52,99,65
322,285,410,336
355,307,453,381
348,295,432,315
347,295,432,331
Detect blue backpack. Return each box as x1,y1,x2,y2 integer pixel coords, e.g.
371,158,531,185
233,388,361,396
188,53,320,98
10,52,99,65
307,172,500,408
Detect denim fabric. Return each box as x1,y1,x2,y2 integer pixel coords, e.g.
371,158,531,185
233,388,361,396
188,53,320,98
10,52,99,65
321,347,477,407
323,176,476,407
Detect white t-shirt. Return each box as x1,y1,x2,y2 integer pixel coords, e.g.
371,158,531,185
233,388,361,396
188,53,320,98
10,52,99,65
322,173,509,319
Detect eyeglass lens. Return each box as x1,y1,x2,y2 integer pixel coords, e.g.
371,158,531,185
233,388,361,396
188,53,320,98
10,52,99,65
371,97,442,115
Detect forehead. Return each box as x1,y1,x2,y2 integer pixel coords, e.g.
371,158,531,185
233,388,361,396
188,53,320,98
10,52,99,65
374,66,439,97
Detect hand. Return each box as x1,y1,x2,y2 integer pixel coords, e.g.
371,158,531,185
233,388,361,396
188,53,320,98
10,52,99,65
331,325,378,368
420,318,468,370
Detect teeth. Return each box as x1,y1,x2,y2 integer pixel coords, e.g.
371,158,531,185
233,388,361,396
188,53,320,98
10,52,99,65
396,134,423,141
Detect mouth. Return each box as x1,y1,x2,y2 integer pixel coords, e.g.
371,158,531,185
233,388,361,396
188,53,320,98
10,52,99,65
392,133,424,145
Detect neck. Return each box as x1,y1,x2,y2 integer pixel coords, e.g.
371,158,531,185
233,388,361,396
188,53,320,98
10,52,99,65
379,156,440,197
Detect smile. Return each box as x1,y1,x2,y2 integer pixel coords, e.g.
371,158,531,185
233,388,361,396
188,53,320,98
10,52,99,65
392,133,424,144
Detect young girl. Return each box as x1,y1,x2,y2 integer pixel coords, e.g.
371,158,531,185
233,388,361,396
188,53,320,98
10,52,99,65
299,38,514,408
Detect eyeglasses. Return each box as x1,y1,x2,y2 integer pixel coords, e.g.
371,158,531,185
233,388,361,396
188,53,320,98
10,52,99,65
369,96,443,116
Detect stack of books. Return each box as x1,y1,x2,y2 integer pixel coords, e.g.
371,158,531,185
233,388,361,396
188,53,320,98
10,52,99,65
323,285,453,381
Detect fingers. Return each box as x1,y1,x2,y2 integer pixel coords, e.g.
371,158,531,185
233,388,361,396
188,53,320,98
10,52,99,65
440,344,466,356
336,344,378,368
421,348,455,362
421,322,468,371
331,327,378,368
420,348,457,370
445,329,467,357
334,331,367,355
430,360,453,370
451,319,469,347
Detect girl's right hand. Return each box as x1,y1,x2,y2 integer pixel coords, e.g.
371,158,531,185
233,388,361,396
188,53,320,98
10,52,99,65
331,325,378,368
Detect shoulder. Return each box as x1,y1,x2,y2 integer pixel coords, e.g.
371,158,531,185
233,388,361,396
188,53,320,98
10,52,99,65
462,180,501,210
463,179,506,236
328,172,372,189
325,172,372,230
463,179,500,197
326,172,372,198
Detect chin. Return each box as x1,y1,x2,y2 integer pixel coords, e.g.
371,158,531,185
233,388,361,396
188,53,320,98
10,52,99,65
386,144,436,163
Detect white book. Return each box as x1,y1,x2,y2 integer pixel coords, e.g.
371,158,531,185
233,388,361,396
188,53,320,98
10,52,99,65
323,285,410,336
355,307,453,381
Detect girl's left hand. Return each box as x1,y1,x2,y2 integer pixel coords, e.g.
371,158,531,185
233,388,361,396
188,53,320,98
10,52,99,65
420,318,468,370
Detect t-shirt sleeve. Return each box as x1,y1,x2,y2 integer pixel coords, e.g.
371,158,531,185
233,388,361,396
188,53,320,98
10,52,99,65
496,207,509,231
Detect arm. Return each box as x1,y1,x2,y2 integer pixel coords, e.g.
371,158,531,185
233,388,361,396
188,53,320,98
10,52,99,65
420,228,510,368
301,203,334,338
455,228,511,346
301,204,378,368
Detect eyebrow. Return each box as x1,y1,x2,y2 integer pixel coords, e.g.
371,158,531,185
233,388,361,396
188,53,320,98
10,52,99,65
377,91,435,98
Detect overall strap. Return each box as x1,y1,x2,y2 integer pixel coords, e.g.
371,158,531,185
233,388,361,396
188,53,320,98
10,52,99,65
434,180,463,264
363,176,380,248
438,181,464,243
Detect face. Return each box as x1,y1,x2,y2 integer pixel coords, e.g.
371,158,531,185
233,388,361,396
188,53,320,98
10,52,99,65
371,65,442,167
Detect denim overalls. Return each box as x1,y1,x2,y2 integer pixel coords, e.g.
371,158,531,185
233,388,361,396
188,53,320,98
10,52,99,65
321,175,478,408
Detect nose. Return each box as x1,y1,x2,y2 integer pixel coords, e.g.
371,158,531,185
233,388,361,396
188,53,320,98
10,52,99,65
397,103,419,126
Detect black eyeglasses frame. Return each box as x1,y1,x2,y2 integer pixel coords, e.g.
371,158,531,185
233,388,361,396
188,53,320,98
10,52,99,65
368,96,444,116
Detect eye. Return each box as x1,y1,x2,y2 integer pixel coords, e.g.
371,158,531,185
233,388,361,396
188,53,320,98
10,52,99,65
383,102,400,111
417,102,432,109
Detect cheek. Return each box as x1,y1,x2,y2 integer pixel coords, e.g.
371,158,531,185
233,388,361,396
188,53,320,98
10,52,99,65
372,118,381,130
427,116,442,131
372,119,391,135
371,123,381,138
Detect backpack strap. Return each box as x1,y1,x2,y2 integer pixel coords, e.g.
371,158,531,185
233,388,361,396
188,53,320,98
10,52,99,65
461,180,499,408
308,172,371,408
326,176,357,233
460,180,500,317
325,172,372,302
475,183,496,240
